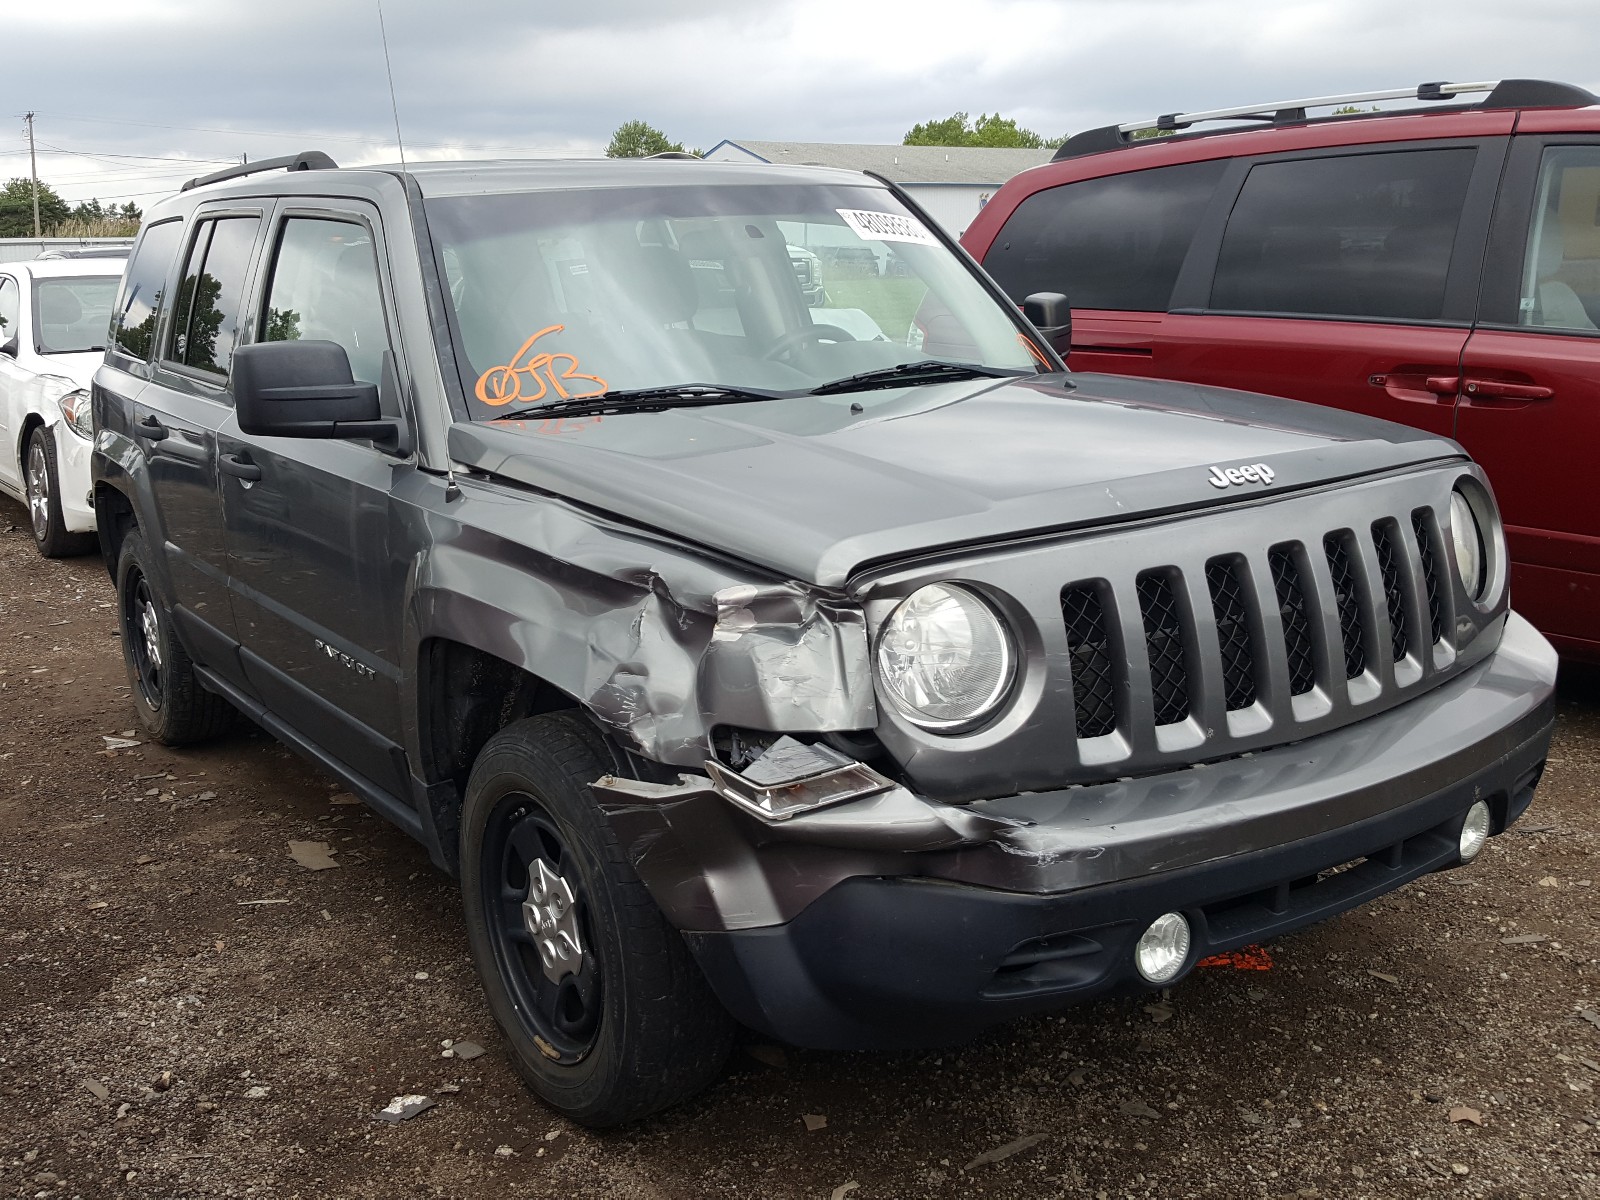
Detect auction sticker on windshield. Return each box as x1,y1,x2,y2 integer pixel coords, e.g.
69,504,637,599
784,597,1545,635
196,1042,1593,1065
836,209,938,245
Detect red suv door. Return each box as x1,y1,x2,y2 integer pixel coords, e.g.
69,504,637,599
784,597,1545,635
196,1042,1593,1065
1454,133,1600,659
1154,142,1508,439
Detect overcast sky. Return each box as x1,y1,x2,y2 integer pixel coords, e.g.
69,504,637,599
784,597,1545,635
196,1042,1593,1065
6,0,1599,206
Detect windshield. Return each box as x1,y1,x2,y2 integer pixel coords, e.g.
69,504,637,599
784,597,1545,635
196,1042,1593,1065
34,276,119,354
424,182,1046,417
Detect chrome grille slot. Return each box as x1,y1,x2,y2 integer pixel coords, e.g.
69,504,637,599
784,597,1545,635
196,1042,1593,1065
1061,583,1118,738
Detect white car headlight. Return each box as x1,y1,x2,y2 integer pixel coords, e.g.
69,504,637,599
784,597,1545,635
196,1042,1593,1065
875,583,1014,729
56,389,94,440
1449,488,1486,601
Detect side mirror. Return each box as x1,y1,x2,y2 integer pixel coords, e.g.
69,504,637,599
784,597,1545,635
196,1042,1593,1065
1022,291,1072,356
232,340,393,440
0,335,17,358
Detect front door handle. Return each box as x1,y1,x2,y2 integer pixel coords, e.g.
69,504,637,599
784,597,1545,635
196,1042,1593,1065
219,452,262,481
1463,378,1554,401
135,415,168,442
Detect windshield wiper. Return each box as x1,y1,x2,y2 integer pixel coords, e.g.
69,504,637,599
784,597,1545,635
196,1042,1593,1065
491,383,793,422
808,360,1029,397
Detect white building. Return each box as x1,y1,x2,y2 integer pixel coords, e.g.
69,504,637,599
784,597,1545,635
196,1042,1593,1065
701,140,1054,237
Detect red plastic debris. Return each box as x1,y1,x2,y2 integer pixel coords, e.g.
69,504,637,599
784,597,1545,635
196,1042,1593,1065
1197,945,1274,970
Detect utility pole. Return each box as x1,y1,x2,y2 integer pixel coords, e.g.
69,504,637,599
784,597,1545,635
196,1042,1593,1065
24,111,40,237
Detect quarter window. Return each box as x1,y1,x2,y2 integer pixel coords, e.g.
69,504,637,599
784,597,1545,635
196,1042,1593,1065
1210,149,1476,321
167,216,261,376
0,276,18,345
1517,146,1600,333
260,217,391,385
112,219,183,361
981,160,1227,311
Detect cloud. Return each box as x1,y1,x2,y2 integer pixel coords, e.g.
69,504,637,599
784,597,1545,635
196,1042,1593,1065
4,0,1598,204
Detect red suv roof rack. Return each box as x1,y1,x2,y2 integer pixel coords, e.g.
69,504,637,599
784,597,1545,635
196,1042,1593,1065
1053,79,1598,161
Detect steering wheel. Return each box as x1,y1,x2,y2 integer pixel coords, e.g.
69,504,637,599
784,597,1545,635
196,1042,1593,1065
763,323,858,361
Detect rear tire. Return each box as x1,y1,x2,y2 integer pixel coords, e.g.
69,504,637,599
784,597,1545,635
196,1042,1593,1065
115,528,234,745
460,712,734,1126
25,426,95,558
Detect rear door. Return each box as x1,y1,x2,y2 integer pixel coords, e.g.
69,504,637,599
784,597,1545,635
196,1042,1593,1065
136,206,267,670
1455,135,1600,658
217,202,414,797
1155,141,1507,437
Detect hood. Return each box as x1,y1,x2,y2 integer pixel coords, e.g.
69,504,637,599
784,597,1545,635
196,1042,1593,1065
448,372,1462,588
34,351,102,391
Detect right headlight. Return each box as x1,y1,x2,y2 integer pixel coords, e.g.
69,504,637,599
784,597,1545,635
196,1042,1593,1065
1449,488,1486,601
875,583,1015,730
56,388,94,440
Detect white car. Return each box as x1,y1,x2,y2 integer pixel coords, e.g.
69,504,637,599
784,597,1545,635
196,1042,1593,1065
0,258,122,556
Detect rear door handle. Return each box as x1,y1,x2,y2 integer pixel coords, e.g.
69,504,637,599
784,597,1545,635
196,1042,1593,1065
135,415,168,442
220,452,262,481
1463,378,1554,401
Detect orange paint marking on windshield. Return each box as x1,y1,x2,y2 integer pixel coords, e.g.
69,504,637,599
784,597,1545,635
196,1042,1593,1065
490,416,604,436
475,325,608,407
1017,332,1053,370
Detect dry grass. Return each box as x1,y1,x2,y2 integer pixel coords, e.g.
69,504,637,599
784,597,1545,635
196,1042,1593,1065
44,216,140,238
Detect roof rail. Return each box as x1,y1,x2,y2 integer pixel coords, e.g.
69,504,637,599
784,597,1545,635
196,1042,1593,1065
1053,79,1599,161
181,150,339,192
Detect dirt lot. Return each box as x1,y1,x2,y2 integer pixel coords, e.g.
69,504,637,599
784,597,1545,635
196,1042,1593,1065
2,495,1599,1200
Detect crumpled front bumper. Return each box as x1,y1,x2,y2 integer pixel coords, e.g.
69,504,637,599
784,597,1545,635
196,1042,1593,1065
592,612,1557,1048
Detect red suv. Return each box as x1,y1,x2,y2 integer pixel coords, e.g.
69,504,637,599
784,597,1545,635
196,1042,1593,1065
964,79,1600,662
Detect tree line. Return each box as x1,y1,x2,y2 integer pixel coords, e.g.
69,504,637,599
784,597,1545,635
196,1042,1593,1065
0,179,142,238
604,112,1067,158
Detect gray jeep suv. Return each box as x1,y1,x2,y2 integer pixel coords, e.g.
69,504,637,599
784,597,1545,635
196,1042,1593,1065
91,151,1557,1126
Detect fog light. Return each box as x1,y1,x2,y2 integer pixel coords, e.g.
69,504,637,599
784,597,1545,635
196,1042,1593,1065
1134,912,1191,984
1459,800,1492,862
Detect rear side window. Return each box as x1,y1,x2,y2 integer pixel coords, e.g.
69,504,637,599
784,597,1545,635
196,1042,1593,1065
0,276,18,345
1210,149,1476,321
982,160,1227,311
112,219,183,361
166,216,261,377
1517,145,1600,333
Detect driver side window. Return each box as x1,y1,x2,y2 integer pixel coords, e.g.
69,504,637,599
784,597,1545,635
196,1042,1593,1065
261,217,391,386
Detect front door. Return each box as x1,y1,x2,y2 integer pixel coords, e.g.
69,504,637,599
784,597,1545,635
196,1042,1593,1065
219,206,414,797
1456,136,1600,658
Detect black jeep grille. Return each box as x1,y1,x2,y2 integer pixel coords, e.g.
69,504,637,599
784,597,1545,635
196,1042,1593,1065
1324,532,1367,679
1372,520,1409,662
1207,559,1257,711
1269,546,1318,696
1137,570,1191,726
1413,509,1445,645
1061,584,1117,738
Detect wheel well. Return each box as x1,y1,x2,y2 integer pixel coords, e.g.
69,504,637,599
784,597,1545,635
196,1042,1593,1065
418,638,579,798
18,413,43,469
93,484,136,579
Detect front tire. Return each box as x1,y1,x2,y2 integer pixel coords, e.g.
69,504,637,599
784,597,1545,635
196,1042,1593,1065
25,426,94,558
460,712,733,1126
115,528,234,745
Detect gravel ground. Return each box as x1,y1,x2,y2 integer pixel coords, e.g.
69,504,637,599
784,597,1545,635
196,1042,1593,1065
3,493,1599,1200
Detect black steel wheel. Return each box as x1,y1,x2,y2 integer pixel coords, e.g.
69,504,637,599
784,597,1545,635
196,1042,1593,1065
460,712,734,1126
114,528,234,745
480,795,603,1062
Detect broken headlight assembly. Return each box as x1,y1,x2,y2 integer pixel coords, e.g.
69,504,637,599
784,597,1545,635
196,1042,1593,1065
874,583,1015,731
